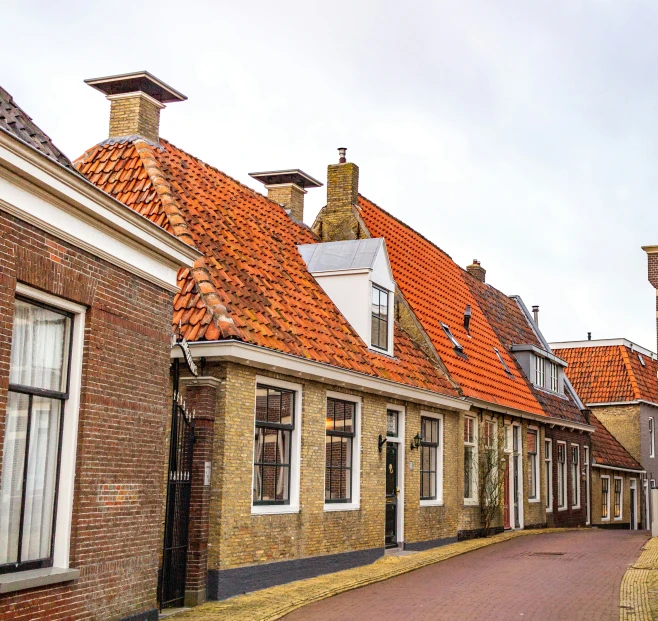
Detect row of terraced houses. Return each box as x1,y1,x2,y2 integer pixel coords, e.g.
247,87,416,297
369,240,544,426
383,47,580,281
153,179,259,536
0,71,657,620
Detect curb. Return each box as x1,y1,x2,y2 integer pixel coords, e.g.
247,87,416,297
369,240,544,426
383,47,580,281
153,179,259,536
173,528,575,621
620,537,658,621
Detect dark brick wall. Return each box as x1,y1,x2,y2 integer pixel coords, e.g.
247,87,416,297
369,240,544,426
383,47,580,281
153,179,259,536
0,210,174,620
544,427,590,528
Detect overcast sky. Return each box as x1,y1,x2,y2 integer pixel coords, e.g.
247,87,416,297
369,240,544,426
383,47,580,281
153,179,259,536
5,1,658,349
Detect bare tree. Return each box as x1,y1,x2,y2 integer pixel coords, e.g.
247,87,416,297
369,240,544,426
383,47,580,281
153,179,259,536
477,418,506,537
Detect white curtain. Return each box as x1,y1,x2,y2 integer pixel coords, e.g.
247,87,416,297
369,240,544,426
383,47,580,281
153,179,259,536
9,300,69,392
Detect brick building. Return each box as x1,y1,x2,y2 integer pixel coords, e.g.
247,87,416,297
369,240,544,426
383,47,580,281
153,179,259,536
75,71,597,609
552,338,655,529
0,85,198,621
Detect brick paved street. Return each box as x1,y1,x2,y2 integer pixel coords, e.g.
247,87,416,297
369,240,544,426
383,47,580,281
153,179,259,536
284,530,649,621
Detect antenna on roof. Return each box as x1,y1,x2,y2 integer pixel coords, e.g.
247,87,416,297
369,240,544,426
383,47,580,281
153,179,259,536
463,305,472,334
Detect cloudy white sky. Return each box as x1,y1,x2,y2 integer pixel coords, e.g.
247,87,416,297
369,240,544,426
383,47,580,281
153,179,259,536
4,1,658,349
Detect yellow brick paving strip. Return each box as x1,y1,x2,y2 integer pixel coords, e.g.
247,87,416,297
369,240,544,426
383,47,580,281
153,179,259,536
174,528,571,621
620,537,658,621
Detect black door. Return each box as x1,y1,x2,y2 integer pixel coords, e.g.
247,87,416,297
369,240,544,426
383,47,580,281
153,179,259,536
385,443,398,547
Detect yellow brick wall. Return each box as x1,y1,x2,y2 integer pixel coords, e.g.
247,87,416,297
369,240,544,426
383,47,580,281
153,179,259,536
591,404,641,463
109,95,161,142
590,467,636,525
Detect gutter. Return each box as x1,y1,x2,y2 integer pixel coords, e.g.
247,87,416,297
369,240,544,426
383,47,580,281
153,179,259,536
175,339,472,412
588,400,658,409
592,463,645,475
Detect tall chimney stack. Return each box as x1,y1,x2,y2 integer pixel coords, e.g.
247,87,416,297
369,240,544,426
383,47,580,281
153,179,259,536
249,169,322,223
532,305,539,325
85,71,186,143
317,147,360,241
466,259,486,283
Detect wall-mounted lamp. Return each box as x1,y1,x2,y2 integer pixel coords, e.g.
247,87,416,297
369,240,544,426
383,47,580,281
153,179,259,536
378,434,387,452
410,432,422,451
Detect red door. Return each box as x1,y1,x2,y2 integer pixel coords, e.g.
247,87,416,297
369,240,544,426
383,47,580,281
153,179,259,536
504,456,511,529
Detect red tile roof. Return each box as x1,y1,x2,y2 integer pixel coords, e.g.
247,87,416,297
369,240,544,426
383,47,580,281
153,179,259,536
75,138,458,396
589,411,643,471
357,195,544,415
554,343,658,405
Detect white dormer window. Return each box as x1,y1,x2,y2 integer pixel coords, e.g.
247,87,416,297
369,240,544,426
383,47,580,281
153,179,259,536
535,356,545,386
549,361,558,392
371,285,389,350
298,238,396,356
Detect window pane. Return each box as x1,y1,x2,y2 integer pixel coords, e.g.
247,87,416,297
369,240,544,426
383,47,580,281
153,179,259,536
9,300,71,392
527,430,537,454
260,465,277,501
0,392,30,564
255,388,268,422
464,446,474,498
20,397,61,562
267,389,282,423
280,391,293,426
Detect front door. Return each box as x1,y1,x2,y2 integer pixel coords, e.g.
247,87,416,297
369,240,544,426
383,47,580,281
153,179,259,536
504,456,511,529
385,443,398,547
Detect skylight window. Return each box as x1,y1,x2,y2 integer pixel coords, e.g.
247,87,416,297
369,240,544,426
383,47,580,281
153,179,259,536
440,323,463,352
639,353,646,367
494,347,512,375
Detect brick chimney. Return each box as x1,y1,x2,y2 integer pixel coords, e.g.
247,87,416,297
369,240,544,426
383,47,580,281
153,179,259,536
317,148,360,241
466,259,486,283
249,169,322,223
85,71,187,143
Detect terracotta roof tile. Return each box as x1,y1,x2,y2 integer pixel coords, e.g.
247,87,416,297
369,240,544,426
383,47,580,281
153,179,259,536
554,344,658,405
590,412,643,471
358,195,543,415
76,139,457,396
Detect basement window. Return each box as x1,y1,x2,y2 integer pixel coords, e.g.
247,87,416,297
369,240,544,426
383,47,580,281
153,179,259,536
441,323,463,352
494,348,512,375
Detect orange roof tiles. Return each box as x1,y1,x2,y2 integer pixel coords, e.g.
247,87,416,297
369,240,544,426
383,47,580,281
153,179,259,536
358,195,544,415
589,412,643,471
554,343,658,405
75,138,458,396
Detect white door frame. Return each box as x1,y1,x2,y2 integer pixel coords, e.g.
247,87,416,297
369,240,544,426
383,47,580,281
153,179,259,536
584,446,590,526
508,423,524,530
630,478,638,530
386,406,405,546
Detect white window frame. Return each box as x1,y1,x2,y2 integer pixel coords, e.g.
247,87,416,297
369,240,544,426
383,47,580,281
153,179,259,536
557,441,567,511
463,415,478,505
571,444,581,509
527,427,540,502
420,411,444,507
12,283,86,571
324,391,361,512
650,417,655,459
545,438,553,513
549,362,558,392
369,283,393,355
535,356,545,387
251,376,303,515
601,475,610,521
614,476,623,521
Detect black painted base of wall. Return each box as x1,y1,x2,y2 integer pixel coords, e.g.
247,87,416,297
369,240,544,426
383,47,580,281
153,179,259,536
524,522,548,530
596,522,632,530
117,609,158,621
207,547,385,601
457,526,504,541
404,536,458,552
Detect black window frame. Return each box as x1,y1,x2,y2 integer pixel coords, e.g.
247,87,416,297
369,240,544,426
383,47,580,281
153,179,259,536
370,285,389,351
420,417,440,501
325,397,356,503
1,296,74,575
252,384,295,506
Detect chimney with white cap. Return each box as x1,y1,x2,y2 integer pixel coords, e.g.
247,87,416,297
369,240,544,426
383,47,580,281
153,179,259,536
85,71,187,143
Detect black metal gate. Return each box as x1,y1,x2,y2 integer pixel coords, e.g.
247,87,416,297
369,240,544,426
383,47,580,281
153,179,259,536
159,359,195,609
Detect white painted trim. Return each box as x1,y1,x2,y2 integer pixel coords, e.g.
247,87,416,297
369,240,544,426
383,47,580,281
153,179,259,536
12,284,85,569
324,391,361,512
601,474,611,521
181,340,470,412
630,478,638,530
527,426,540,502
571,443,581,510
419,410,444,507
592,464,645,474
106,91,166,109
514,423,524,528
386,404,405,544
545,438,553,513
584,446,590,525
549,338,656,359
557,441,568,511
251,376,303,515
463,415,478,505
0,132,199,292
614,476,624,521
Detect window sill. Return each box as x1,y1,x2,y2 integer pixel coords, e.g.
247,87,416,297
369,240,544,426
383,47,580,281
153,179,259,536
572,505,581,510
557,506,568,512
324,502,360,512
251,505,300,516
528,498,540,504
420,499,444,508
546,508,553,513
463,500,479,507
0,567,80,594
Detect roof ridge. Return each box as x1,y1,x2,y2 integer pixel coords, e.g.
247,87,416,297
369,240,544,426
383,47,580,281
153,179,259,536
619,345,642,402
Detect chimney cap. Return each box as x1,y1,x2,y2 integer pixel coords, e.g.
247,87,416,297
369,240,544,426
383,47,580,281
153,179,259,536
249,169,323,189
84,71,187,103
